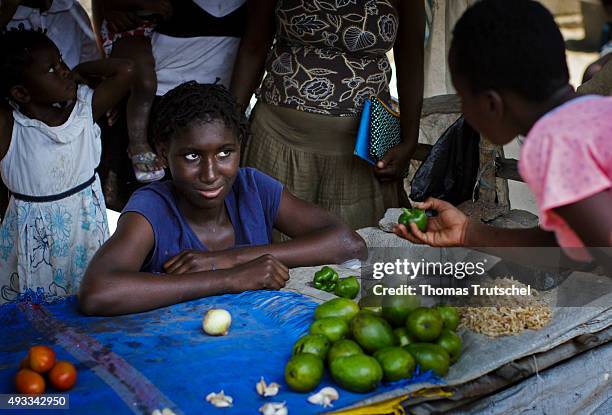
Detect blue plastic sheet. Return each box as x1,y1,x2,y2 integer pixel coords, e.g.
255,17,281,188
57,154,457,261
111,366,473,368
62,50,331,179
0,290,439,414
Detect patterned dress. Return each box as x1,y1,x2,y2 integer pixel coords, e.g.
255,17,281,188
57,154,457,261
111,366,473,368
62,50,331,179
244,0,408,230
259,0,398,116
0,86,109,304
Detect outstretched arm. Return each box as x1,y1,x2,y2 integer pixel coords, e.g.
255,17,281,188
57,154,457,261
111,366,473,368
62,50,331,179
72,58,135,121
163,189,367,274
393,197,612,271
394,197,557,248
229,0,277,109
79,213,289,316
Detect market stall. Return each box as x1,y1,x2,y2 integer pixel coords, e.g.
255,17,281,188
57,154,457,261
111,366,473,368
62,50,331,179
1,246,610,414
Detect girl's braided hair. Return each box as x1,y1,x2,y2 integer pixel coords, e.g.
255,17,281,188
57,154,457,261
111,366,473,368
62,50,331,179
0,26,52,100
149,81,249,146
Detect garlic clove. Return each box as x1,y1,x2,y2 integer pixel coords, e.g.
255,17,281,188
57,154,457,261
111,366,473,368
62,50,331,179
206,390,234,408
319,387,339,401
151,410,162,415
259,401,287,415
256,377,281,397
307,393,323,405
308,387,339,408
161,409,176,415
265,382,280,397
256,377,266,396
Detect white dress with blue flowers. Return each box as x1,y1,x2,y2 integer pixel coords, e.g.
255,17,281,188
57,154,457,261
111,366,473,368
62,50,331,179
0,85,109,303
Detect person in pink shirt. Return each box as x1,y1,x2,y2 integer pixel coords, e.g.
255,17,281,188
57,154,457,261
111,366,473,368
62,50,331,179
395,0,612,272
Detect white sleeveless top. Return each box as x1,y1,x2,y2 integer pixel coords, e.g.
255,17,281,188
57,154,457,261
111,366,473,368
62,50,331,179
0,85,101,197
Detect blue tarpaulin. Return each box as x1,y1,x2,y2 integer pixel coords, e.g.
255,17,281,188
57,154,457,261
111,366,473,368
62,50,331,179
0,290,438,414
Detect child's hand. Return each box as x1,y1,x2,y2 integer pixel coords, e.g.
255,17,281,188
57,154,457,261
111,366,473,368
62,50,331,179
164,249,237,274
393,198,469,247
230,254,289,291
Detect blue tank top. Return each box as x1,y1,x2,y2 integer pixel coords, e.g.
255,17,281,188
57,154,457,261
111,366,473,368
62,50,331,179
122,168,283,273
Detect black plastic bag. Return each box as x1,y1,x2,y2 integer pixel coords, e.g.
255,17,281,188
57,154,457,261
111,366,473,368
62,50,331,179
410,116,480,205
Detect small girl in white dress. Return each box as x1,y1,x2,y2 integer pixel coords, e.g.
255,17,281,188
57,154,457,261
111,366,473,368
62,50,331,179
0,28,134,303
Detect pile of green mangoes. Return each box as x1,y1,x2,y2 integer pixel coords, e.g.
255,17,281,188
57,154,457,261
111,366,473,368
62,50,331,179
284,295,462,393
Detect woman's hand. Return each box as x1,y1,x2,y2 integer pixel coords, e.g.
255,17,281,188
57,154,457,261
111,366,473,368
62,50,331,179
393,198,469,247
374,141,416,182
164,249,238,274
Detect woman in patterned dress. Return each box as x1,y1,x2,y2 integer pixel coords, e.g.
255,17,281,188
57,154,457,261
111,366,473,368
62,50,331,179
231,0,424,230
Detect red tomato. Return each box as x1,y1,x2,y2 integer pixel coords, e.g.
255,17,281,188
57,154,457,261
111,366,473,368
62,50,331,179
28,345,56,373
48,361,77,391
15,369,45,394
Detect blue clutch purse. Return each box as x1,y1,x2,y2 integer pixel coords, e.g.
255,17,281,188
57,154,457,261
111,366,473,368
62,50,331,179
354,96,401,165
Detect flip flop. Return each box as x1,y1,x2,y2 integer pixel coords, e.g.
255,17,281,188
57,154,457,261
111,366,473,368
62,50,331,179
130,151,165,183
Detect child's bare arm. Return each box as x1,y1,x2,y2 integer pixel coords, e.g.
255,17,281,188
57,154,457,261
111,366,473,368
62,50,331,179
79,213,289,316
72,59,135,122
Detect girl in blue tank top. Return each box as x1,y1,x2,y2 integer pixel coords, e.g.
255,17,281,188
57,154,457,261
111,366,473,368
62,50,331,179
80,82,366,316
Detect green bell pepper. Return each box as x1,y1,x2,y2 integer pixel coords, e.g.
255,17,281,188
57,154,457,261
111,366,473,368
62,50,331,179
398,207,428,232
334,276,360,299
313,266,339,292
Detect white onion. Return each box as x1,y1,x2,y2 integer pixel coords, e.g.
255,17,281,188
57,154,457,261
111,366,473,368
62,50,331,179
203,309,232,336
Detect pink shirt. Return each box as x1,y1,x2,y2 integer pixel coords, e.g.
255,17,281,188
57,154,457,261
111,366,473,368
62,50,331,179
518,96,612,256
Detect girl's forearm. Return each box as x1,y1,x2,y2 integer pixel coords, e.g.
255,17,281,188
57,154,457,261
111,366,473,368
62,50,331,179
231,226,367,268
72,58,134,79
79,269,236,316
465,221,558,247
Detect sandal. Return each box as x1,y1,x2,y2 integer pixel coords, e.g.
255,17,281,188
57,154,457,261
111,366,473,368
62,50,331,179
130,151,165,183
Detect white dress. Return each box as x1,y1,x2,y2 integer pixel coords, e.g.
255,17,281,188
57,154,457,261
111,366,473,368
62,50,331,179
0,85,109,304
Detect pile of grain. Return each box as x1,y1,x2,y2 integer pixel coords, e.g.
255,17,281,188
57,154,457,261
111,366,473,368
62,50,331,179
460,277,552,337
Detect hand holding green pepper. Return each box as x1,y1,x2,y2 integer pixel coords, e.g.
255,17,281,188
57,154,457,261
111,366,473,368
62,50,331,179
313,266,339,292
398,207,428,232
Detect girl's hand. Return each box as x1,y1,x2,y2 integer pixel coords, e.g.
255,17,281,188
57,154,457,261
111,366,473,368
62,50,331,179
164,249,238,274
393,198,469,247
230,254,289,291
374,141,415,182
